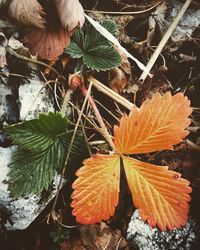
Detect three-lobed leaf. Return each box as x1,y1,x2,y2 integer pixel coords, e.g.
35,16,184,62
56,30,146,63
71,92,192,230
65,20,121,71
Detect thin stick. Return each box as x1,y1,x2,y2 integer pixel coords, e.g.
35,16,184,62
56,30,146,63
60,89,73,117
68,101,98,129
7,47,65,80
85,1,163,15
81,85,116,151
50,82,93,215
186,139,200,151
139,0,192,82
94,98,120,122
90,76,134,111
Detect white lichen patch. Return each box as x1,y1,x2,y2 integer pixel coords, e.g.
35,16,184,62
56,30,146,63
19,78,54,120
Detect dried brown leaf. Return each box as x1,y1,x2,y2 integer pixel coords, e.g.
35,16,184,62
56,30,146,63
115,46,131,75
23,27,70,60
54,0,85,31
108,67,128,94
8,0,46,29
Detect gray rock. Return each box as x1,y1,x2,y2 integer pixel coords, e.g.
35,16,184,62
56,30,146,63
19,63,54,120
166,0,200,41
127,210,197,250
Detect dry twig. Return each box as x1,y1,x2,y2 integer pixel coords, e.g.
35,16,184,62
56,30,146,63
90,76,134,111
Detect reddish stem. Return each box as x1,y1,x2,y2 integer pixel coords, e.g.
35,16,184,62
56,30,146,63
80,86,116,151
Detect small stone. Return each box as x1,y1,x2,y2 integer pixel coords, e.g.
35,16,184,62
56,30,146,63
127,210,197,250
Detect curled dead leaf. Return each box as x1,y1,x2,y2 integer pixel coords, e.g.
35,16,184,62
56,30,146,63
115,46,131,75
54,0,85,31
8,0,46,29
108,67,128,94
23,27,70,60
108,48,131,94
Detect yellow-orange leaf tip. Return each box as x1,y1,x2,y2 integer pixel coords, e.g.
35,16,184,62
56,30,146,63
114,92,192,155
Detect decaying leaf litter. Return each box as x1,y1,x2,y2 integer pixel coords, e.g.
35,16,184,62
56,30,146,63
0,0,200,249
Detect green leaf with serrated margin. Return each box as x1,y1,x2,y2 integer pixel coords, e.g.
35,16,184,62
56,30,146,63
5,112,69,151
65,19,121,71
6,112,88,197
83,45,121,71
66,29,85,58
85,20,117,49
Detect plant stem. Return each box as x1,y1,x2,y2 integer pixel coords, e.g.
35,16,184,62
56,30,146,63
80,85,116,151
60,89,73,117
7,47,65,80
85,1,163,15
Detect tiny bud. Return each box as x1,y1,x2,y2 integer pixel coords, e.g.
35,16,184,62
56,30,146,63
68,73,83,90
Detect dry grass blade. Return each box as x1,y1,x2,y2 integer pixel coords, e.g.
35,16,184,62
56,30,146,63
50,82,93,216
85,1,164,15
139,0,192,82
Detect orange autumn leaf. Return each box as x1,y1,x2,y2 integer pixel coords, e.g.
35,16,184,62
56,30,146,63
122,156,191,231
71,155,120,224
114,92,192,154
71,92,192,230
